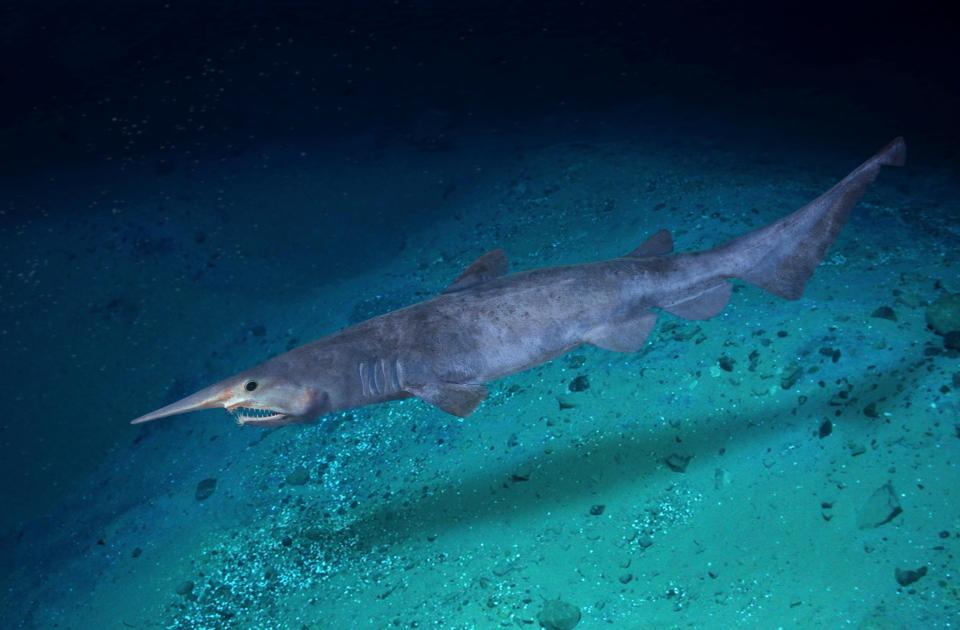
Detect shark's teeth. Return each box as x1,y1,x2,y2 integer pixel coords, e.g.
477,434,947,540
229,407,285,422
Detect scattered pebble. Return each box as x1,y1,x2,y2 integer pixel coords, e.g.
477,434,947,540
925,292,960,336
589,504,606,516
863,402,880,418
131,547,142,558
664,453,692,473
871,306,897,321
857,481,902,529
895,566,927,587
818,419,832,439
285,466,310,485
195,478,217,501
537,598,581,630
175,580,195,596
781,363,803,390
718,355,736,372
568,375,590,392
848,441,866,457
944,330,960,350
302,527,324,542
819,347,841,363
713,468,729,490
511,467,532,482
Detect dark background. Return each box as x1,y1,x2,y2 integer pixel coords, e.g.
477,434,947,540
1,0,958,182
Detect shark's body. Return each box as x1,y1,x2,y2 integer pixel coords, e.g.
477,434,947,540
131,138,906,426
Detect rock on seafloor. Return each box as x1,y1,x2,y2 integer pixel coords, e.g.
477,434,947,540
195,478,217,501
537,598,581,630
857,481,902,529
925,292,960,336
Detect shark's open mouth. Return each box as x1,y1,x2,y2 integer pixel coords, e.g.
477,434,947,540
229,407,287,425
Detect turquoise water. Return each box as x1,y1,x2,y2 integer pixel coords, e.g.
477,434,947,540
4,119,958,628
2,3,959,629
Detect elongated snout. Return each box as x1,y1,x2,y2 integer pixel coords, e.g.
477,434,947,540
130,383,229,424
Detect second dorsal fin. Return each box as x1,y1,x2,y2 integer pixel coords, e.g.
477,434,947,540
442,249,509,294
626,229,673,258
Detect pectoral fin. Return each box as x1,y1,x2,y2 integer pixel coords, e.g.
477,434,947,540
406,382,489,417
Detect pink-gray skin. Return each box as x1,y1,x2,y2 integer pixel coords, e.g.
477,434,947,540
131,138,905,428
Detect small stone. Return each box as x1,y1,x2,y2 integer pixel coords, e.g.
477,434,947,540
285,466,310,485
511,467,532,482
781,363,803,390
713,468,729,490
818,419,832,439
568,375,590,392
871,306,897,321
618,573,633,584
195,478,217,501
718,355,736,372
131,547,142,558
857,481,903,529
665,453,692,473
819,347,841,363
250,324,267,337
558,399,576,410
895,566,927,587
926,292,960,336
175,580,195,596
537,598,581,630
863,402,880,418
944,330,960,350
303,527,324,541
637,534,653,549
848,442,867,457
589,504,606,516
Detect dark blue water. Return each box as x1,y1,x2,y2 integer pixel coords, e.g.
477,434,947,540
2,2,958,628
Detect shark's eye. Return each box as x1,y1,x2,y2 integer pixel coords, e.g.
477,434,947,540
245,380,258,392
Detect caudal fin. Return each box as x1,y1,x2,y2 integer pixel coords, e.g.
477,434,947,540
726,137,905,300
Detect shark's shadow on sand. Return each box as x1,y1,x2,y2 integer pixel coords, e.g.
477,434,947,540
334,359,914,552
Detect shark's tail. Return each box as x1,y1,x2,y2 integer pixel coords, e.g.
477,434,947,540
720,137,905,300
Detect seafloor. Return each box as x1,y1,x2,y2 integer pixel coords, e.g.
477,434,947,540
2,111,958,629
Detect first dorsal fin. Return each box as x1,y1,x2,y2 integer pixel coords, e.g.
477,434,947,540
442,249,509,294
627,229,673,258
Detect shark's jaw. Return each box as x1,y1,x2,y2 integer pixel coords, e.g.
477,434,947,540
228,405,288,426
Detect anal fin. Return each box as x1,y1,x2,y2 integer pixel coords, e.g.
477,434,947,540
661,282,732,320
585,312,657,352
406,382,488,417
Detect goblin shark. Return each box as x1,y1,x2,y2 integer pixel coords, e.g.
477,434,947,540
131,138,905,428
